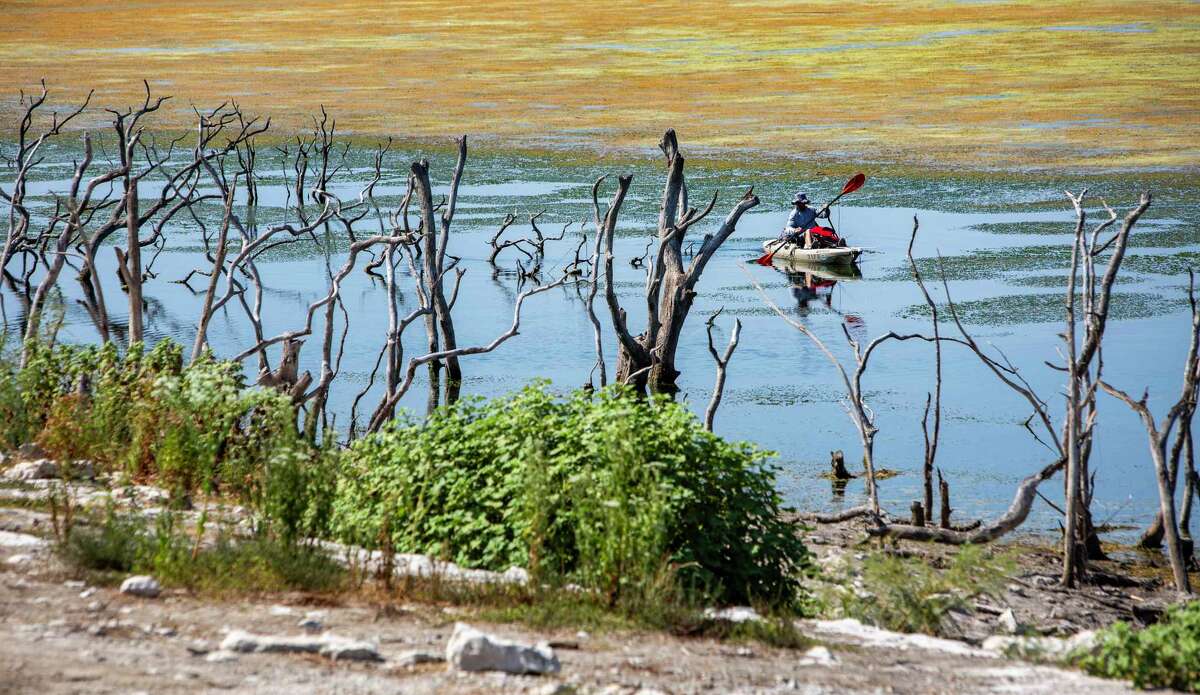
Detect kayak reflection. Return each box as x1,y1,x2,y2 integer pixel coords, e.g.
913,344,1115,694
770,258,862,311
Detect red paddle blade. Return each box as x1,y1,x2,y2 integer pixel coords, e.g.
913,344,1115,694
841,173,866,195
754,251,776,266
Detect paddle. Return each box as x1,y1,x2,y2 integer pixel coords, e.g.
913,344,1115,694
755,173,866,266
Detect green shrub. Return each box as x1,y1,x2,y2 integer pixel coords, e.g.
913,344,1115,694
332,383,814,608
841,545,1012,636
1078,600,1200,692
1,339,333,538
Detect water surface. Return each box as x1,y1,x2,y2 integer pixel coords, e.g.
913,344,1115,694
4,145,1199,541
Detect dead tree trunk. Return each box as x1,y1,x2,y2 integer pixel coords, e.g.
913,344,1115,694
410,137,467,402
190,183,237,362
938,469,952,529
908,217,942,524
830,450,854,480
1098,269,1198,594
600,130,758,395
1061,190,1150,586
911,501,926,527
703,309,741,431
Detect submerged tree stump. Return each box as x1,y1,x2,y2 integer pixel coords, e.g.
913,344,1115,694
911,501,926,527
939,470,952,529
830,450,854,480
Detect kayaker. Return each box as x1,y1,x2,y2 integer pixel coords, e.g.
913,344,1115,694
781,193,830,248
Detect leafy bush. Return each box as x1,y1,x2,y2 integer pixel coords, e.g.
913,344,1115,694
332,383,814,608
841,545,1013,636
1078,600,1200,692
1,340,335,538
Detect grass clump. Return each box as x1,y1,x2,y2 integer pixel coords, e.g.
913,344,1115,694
61,508,147,573
332,383,815,612
64,509,345,596
840,545,1012,636
1078,600,1200,692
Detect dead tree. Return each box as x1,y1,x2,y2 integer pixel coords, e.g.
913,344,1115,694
865,197,1150,561
703,308,741,431
23,133,123,355
410,136,467,399
366,275,574,433
488,213,530,264
107,83,173,344
585,214,607,387
908,217,942,522
1058,190,1149,586
190,180,238,362
1098,272,1200,594
744,267,941,517
1,82,92,273
597,130,758,394
938,469,952,529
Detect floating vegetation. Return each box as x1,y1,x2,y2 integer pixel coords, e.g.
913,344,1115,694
728,384,844,408
967,221,1198,249
1005,272,1140,288
818,468,900,481
1122,252,1200,277
1130,226,1200,249
899,292,1186,325
882,245,1075,282
968,221,1074,236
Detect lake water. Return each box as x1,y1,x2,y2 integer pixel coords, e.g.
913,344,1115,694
5,145,1199,540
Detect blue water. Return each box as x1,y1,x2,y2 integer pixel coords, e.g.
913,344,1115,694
4,144,1198,541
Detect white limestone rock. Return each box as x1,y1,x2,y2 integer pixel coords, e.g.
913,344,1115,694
445,622,560,675
800,645,838,666
205,650,239,663
703,606,763,623
4,459,58,481
119,575,161,598
297,611,324,632
0,531,49,549
219,629,382,662
998,608,1020,635
982,630,1098,660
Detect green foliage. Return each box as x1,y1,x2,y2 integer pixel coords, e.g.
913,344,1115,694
333,383,814,609
841,546,1013,636
1078,600,1200,692
0,340,334,537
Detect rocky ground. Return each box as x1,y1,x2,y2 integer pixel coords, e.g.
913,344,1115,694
0,456,1186,694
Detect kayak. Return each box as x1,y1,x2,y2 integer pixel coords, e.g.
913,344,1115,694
761,239,862,266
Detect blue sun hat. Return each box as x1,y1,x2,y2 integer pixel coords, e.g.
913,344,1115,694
792,192,810,205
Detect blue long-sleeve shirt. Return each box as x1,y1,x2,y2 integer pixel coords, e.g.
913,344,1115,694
786,205,828,230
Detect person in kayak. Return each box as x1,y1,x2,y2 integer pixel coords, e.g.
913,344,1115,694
781,193,830,249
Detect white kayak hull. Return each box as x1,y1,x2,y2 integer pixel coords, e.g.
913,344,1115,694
761,240,862,265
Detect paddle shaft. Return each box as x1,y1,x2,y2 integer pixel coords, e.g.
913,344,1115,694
814,188,853,219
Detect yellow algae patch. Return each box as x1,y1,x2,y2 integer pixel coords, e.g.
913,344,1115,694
1,0,1197,169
